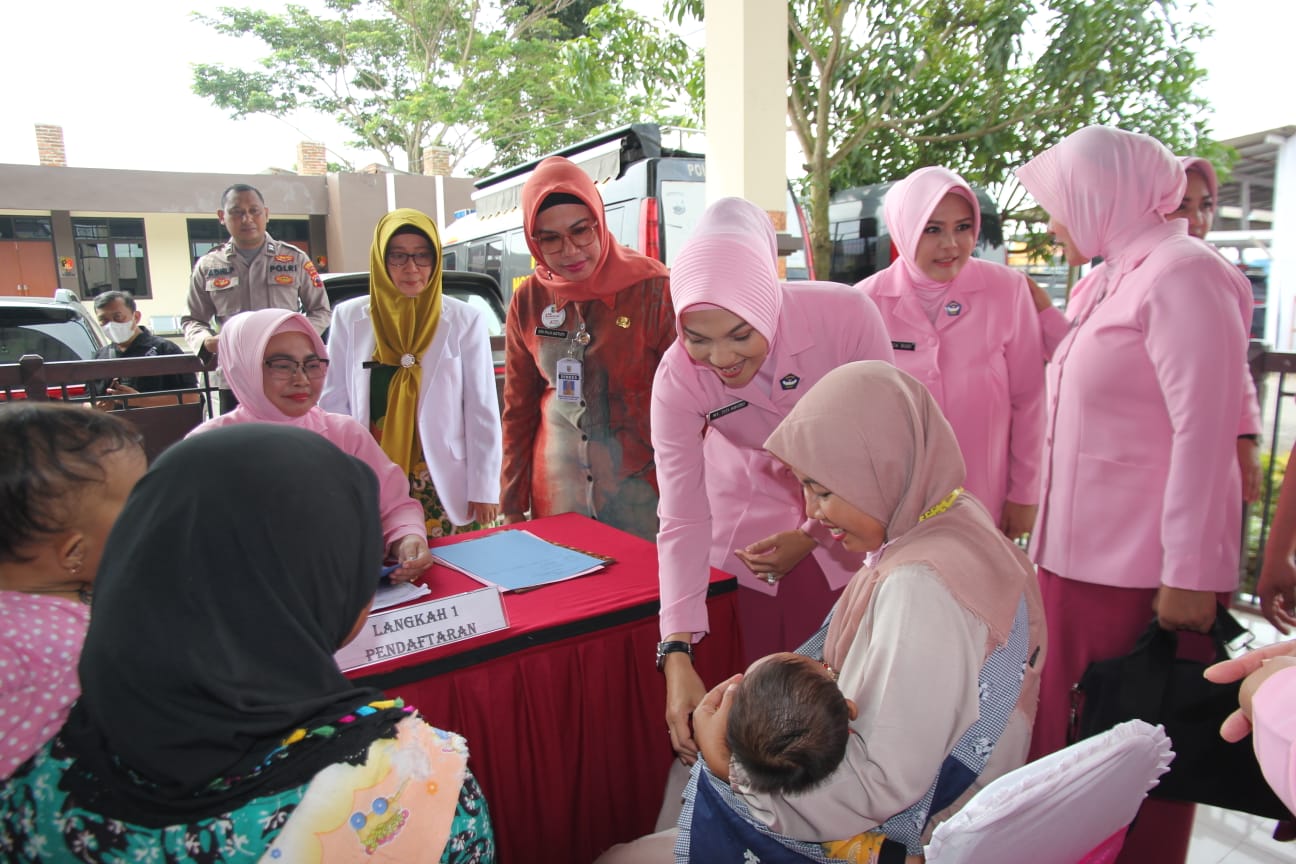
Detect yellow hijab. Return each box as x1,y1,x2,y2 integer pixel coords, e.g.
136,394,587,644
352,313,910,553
368,208,444,474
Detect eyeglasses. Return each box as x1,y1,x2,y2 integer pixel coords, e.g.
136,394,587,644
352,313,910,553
264,358,330,380
532,222,599,256
385,251,436,268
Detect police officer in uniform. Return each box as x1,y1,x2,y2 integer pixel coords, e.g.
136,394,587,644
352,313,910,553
182,184,330,413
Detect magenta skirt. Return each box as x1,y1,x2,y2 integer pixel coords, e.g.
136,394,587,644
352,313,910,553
1032,568,1230,864
735,554,842,665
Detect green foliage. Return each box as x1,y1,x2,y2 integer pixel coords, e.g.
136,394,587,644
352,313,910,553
669,0,1219,277
192,0,690,173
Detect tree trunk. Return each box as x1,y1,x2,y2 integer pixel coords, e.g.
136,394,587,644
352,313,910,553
806,159,833,282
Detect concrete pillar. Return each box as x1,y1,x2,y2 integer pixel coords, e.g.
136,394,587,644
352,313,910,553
1269,134,1294,349
703,0,787,220
297,142,328,176
35,124,67,167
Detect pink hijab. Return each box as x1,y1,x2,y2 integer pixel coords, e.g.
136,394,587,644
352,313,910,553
1180,155,1219,201
764,361,1036,669
668,197,782,344
216,309,330,435
1015,126,1185,262
884,166,982,290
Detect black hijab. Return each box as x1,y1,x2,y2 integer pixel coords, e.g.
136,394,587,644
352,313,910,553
60,424,399,825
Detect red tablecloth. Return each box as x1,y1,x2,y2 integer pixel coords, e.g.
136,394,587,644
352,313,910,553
347,513,742,864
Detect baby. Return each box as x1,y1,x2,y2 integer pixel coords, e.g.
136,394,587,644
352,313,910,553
726,652,857,794
0,402,146,778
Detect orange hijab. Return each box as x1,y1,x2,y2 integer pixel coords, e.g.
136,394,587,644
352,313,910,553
520,156,667,303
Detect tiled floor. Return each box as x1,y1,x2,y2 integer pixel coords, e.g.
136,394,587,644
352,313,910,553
1186,609,1296,862
1188,805,1294,863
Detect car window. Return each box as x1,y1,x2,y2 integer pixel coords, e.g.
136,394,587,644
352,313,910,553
0,310,99,363
449,290,504,338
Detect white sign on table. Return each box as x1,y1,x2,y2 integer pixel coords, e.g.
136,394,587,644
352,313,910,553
335,585,508,672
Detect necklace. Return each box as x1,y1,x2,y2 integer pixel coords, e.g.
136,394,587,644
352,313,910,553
919,487,963,522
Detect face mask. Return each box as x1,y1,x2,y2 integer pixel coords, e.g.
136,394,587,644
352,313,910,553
103,320,136,344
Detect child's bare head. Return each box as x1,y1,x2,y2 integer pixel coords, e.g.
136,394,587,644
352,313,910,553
0,404,145,588
726,653,852,795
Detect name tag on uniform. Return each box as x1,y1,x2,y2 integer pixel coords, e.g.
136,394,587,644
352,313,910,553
556,357,583,402
207,275,239,291
706,400,749,421
891,340,916,351
536,327,568,339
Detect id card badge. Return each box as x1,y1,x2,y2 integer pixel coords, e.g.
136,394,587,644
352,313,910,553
556,356,583,402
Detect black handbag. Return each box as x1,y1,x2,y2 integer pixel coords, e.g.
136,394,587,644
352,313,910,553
1069,605,1293,820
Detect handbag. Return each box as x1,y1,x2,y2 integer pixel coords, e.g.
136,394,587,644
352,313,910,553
1069,605,1293,820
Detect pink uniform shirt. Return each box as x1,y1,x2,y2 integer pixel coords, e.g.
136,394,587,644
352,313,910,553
1018,127,1245,592
653,198,894,639
858,167,1045,520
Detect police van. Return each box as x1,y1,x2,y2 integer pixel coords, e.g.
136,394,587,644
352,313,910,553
826,182,1005,285
441,124,813,304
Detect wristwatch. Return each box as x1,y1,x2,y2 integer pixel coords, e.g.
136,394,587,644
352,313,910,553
656,640,693,672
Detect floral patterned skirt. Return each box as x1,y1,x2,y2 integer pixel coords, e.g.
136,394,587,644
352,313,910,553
410,461,496,538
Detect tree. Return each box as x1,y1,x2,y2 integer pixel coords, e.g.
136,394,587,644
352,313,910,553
192,0,689,174
666,0,1219,276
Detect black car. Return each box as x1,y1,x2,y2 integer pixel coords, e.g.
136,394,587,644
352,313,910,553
320,270,507,402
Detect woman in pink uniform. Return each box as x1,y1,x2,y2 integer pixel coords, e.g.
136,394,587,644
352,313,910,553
1016,125,1248,864
191,308,432,581
857,166,1044,539
651,197,893,763
1171,154,1264,503
1028,156,1260,506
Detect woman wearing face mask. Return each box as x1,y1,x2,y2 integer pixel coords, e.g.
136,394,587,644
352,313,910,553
321,209,502,538
1016,125,1247,864
856,166,1045,541
499,157,675,542
652,197,894,764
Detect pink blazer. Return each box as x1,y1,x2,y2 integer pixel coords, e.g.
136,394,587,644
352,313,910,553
1252,665,1296,814
653,281,895,639
1030,221,1245,591
858,258,1045,520
1041,251,1261,437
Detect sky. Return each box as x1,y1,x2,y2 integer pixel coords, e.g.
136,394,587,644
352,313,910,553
0,0,1291,179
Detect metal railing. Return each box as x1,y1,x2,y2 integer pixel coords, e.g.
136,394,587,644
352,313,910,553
0,352,219,462
1244,342,1296,602
4,343,1291,600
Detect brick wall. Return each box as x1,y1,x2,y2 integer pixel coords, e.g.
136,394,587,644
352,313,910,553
35,124,66,167
298,141,328,176
422,146,452,177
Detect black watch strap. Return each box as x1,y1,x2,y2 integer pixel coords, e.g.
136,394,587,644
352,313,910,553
656,640,692,672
